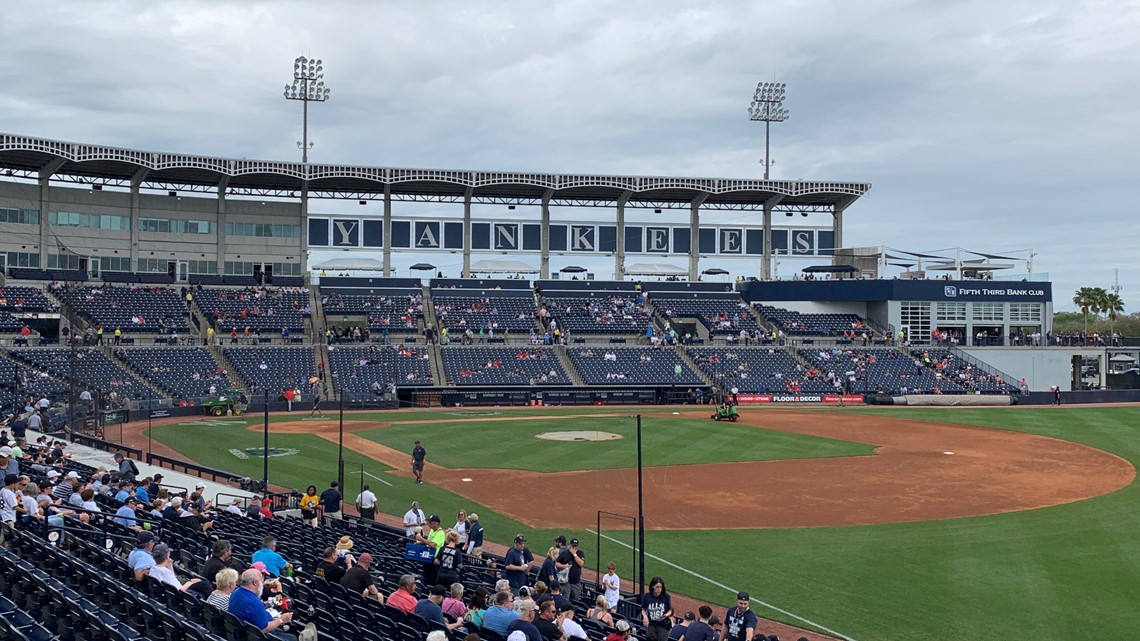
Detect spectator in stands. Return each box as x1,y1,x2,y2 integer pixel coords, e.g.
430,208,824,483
149,544,206,592
113,452,138,482
299,485,320,526
586,595,615,628
557,538,585,603
503,534,534,592
314,546,349,583
416,514,446,584
208,568,240,610
387,574,419,614
538,546,560,588
719,592,757,641
483,590,520,635
230,569,294,638
129,532,159,581
404,500,426,537
442,582,468,620
416,583,463,630
533,599,566,641
466,512,484,559
668,613,695,641
114,496,141,530
640,576,674,641
463,586,489,628
340,552,383,603
251,535,292,577
508,599,543,641
681,606,718,641
436,530,464,586
319,481,342,520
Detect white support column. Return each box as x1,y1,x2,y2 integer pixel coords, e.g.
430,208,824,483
688,194,708,281
382,185,393,276
298,181,309,275
761,195,784,280
130,168,149,274
615,191,631,280
462,187,473,278
215,177,228,276
540,189,553,279
37,159,65,269
831,195,856,264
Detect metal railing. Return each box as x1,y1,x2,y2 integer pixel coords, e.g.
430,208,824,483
940,345,1025,392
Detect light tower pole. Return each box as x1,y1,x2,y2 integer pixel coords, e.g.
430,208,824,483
284,56,331,163
748,82,789,180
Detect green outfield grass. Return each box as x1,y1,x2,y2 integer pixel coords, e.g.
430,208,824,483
357,414,875,472
149,406,1140,641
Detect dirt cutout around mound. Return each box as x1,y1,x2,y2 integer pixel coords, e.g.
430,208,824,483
268,409,1135,530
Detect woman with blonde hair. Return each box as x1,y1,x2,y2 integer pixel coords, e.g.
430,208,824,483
207,568,240,610
587,594,614,627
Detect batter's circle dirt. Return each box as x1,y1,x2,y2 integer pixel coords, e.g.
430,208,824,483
267,409,1135,529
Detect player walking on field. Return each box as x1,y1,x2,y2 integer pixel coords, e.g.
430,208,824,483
411,440,427,484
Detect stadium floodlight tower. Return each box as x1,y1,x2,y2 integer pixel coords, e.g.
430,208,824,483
284,56,331,163
748,82,789,180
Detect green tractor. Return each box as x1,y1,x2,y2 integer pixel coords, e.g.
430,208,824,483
711,404,739,422
202,388,248,416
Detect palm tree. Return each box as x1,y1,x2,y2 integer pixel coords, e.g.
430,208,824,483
1073,287,1101,337
1103,292,1125,344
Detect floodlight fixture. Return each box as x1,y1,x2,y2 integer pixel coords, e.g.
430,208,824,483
284,54,332,164
748,81,790,180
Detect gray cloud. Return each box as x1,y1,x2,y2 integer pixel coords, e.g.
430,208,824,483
2,0,1138,307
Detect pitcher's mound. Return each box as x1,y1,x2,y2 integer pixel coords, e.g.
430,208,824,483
536,431,623,442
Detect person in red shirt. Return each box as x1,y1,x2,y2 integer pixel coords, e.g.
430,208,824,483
283,388,295,411
387,574,418,614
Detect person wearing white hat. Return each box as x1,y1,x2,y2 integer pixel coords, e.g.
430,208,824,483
52,471,79,502
0,447,17,476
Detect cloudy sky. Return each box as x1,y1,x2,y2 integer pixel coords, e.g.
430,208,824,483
3,0,1138,310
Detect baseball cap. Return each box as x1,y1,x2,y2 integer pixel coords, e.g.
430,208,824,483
411,500,419,507
154,474,164,480
45,470,60,479
126,496,138,504
136,531,157,545
559,603,575,613
736,591,750,601
0,447,11,457
251,561,270,575
570,538,579,545
708,616,721,626
430,584,447,597
616,621,631,632
66,471,79,480
683,612,695,621
195,482,206,490
517,599,537,613
357,552,373,566
330,481,339,487
514,534,526,543
429,514,441,523
554,535,567,544
6,441,14,447
152,543,170,557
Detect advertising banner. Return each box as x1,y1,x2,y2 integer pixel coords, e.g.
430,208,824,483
736,394,864,404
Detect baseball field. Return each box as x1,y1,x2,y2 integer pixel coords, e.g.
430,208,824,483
145,405,1140,641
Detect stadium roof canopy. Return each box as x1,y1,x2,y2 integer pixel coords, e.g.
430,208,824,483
0,133,870,212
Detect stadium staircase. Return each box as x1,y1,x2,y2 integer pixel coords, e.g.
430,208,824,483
307,283,326,342
313,342,333,399
554,345,586,386
207,344,243,388
924,345,1025,388
787,347,818,371
427,344,446,386
675,346,716,387
420,284,438,335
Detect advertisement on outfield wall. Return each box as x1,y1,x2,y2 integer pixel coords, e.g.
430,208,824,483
736,394,865,404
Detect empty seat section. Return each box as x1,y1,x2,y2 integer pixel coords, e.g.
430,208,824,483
542,293,649,334
224,347,317,398
117,347,233,399
56,285,188,333
433,290,536,335
329,345,434,396
567,347,704,385
688,347,833,393
653,293,759,336
754,305,873,337
9,348,157,399
195,287,308,333
440,346,567,385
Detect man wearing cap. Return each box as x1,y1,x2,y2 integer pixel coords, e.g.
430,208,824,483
319,481,342,520
192,482,212,511
354,484,377,520
411,440,427,484
680,606,717,641
251,535,292,577
416,584,463,630
230,569,294,637
0,474,21,529
668,613,696,641
507,599,543,641
533,598,567,641
114,496,142,530
559,602,587,641
129,532,159,581
536,581,571,613
556,537,586,603
52,471,80,502
341,552,384,603
503,534,535,592
113,452,137,482
466,513,484,559
603,620,633,641
403,500,426,537
387,574,419,615
0,447,18,477
720,592,758,641
415,514,446,585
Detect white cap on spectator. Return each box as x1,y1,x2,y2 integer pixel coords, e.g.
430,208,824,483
195,482,206,490
0,447,10,457
66,471,80,479
46,470,60,479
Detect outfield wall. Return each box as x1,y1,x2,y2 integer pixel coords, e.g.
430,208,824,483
961,347,1103,391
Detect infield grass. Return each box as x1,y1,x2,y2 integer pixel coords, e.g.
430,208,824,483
149,405,1140,641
